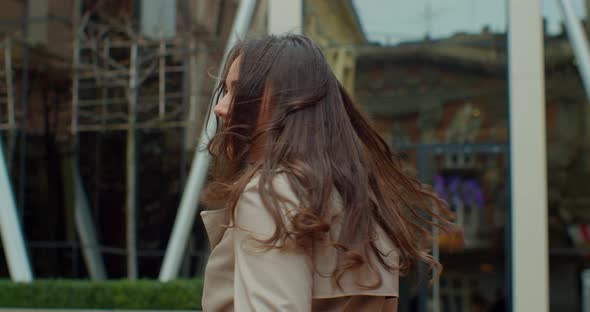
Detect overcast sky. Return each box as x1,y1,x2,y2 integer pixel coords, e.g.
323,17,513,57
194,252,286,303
352,0,587,44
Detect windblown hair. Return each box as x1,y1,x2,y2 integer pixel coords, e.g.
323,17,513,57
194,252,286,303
204,34,459,286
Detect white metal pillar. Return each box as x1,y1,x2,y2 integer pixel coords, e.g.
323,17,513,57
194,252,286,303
72,159,107,280
0,139,33,282
508,0,548,311
558,0,590,101
159,0,259,281
268,0,302,34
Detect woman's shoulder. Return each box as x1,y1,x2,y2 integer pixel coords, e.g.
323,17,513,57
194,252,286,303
235,171,300,225
232,171,310,251
243,170,292,191
242,170,297,200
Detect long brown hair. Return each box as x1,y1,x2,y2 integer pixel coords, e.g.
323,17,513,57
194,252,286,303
204,34,458,285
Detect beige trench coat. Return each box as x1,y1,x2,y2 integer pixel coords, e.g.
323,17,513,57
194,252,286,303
201,174,400,311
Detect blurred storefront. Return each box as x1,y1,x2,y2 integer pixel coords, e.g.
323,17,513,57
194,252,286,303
303,0,580,311
353,34,510,311
303,1,510,311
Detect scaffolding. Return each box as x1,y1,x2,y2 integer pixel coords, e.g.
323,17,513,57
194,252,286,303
72,18,192,133
70,2,212,278
0,0,255,281
0,38,15,132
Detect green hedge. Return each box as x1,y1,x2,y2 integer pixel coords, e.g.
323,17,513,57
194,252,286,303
0,279,203,310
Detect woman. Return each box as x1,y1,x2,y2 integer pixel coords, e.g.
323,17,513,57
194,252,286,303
200,34,458,311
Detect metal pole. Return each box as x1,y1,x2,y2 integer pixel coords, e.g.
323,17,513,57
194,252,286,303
558,0,590,101
183,39,207,152
126,43,139,280
101,38,110,128
0,139,33,282
159,0,259,281
71,16,80,134
69,0,106,280
509,0,548,311
4,39,17,170
432,210,440,312
72,158,107,280
158,41,166,118
18,0,31,223
4,40,14,129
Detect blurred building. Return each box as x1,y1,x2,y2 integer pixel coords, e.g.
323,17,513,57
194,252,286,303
0,1,586,311
350,18,589,312
0,0,268,279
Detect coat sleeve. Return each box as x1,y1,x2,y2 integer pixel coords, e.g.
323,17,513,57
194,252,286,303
232,179,313,312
